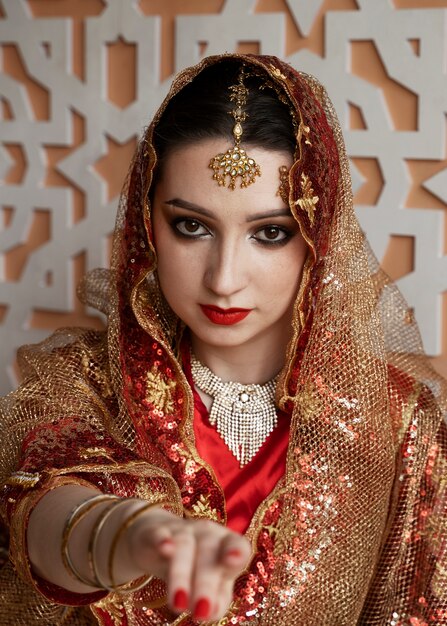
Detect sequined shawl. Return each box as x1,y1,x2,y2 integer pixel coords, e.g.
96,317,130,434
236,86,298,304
1,54,446,626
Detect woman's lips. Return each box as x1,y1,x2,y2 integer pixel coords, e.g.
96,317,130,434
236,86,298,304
199,305,252,326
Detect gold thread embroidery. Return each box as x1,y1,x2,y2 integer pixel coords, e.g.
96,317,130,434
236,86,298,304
94,595,125,626
297,380,326,422
133,480,170,503
5,471,41,489
277,165,289,205
264,523,280,538
269,64,287,81
188,494,220,522
298,122,312,147
295,173,319,226
433,562,447,597
79,447,117,463
145,366,176,414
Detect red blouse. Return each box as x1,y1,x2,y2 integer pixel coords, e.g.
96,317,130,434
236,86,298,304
183,354,289,534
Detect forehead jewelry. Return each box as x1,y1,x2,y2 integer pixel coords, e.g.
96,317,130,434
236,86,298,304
190,352,278,467
209,67,261,190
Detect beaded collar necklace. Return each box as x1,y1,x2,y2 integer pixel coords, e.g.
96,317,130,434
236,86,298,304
190,353,279,467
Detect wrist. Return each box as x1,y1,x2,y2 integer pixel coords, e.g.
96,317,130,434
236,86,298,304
94,499,150,587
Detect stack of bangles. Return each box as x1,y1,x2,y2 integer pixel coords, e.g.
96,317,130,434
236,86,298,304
61,494,163,593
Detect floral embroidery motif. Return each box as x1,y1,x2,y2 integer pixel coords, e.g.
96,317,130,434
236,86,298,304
295,173,319,226
189,494,220,522
297,379,327,422
145,365,176,414
269,64,287,81
298,122,312,147
94,595,125,626
264,523,280,538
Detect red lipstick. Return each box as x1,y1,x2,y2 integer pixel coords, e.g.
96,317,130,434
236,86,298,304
200,305,251,326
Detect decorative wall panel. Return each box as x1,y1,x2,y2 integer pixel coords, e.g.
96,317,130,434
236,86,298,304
0,0,446,393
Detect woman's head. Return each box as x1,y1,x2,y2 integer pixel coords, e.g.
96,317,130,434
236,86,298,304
150,60,308,375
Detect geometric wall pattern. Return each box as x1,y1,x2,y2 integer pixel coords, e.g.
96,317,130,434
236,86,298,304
1,0,446,393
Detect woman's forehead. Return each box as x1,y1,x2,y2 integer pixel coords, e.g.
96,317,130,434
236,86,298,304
155,139,293,218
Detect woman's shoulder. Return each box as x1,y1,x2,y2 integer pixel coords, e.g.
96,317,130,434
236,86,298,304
14,326,112,398
17,325,108,366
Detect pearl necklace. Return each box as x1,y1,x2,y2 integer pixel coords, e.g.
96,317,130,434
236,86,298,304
190,353,279,467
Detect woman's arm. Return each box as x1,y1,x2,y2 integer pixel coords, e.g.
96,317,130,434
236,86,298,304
28,484,251,622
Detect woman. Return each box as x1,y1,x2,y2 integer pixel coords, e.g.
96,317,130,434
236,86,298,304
0,54,446,625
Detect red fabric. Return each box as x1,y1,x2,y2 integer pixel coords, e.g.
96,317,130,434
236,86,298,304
182,351,289,534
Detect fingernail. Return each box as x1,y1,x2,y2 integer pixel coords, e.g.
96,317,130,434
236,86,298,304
226,548,242,558
193,597,211,620
173,588,189,611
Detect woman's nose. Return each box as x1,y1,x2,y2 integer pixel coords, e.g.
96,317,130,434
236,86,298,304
204,239,246,297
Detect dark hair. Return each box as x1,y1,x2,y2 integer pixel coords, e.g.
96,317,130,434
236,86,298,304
153,60,296,173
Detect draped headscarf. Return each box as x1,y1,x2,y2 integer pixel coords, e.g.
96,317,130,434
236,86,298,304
1,54,446,625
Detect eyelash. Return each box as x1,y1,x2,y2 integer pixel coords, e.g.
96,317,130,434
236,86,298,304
171,218,294,247
172,218,210,239
252,226,293,247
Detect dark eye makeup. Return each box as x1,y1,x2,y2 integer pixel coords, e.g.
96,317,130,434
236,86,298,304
171,217,210,238
170,216,295,248
251,225,293,246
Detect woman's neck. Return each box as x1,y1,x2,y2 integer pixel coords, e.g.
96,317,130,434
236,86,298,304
190,335,288,385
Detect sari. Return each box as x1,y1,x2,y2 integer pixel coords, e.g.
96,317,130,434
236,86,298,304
0,54,446,625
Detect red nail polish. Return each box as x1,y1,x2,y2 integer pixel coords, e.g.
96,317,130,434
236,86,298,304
226,548,242,558
193,597,211,620
173,588,189,611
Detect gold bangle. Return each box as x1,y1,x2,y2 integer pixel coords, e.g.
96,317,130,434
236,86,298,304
108,501,168,591
89,497,135,592
61,494,118,587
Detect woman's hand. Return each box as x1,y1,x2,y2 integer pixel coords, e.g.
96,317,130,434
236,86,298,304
28,486,250,622
126,507,252,622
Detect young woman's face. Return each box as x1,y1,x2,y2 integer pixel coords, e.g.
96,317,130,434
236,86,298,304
152,139,308,358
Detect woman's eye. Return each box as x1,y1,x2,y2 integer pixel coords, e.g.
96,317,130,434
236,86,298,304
174,219,209,237
254,226,289,244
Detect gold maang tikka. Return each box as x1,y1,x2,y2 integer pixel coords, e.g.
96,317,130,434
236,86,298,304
209,67,261,189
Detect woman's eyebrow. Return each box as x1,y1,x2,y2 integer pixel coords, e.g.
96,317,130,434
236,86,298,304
164,198,214,218
164,198,292,222
246,209,292,222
